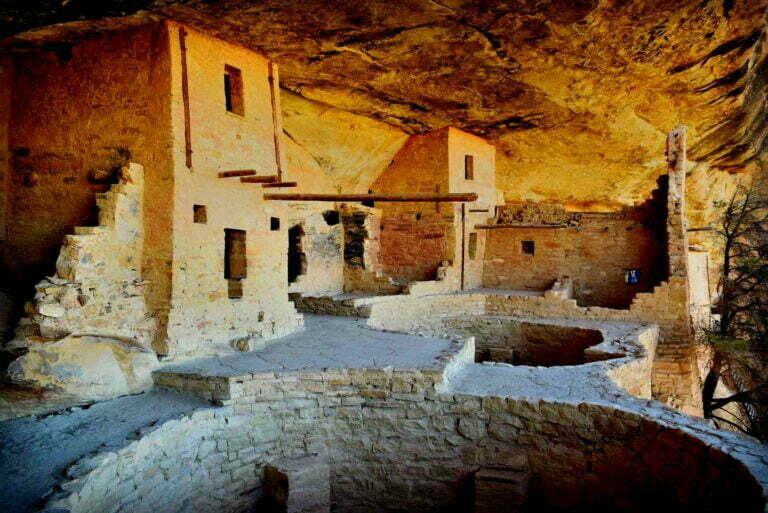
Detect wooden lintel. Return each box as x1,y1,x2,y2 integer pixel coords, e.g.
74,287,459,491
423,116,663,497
218,170,256,178
263,193,478,202
241,175,278,183
475,223,568,230
262,181,298,188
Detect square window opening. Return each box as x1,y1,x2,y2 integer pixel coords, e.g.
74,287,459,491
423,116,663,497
224,228,247,281
224,65,244,116
228,279,243,299
270,217,280,231
521,240,535,255
193,204,207,224
464,155,474,180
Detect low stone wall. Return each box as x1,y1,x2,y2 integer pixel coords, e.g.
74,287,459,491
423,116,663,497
289,294,372,318
43,314,768,513
366,289,700,413
46,363,768,513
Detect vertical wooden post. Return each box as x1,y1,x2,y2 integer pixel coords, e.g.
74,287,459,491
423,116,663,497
179,27,192,169
460,203,466,291
268,61,283,180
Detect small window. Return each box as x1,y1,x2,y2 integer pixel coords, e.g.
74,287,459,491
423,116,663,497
464,155,474,180
227,279,243,299
270,217,280,231
521,240,535,255
468,233,477,260
322,210,340,226
224,229,247,280
362,190,375,208
193,205,207,224
224,65,244,115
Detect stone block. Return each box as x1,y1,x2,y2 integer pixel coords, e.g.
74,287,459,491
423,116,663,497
6,334,159,399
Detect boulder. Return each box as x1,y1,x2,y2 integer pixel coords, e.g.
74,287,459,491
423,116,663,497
6,335,160,400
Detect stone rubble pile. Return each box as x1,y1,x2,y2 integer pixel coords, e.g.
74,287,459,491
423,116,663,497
3,164,159,399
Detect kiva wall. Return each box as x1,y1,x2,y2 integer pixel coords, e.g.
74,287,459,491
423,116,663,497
49,368,768,513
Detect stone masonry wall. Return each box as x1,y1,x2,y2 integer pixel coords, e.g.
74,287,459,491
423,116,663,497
372,130,454,283
287,206,344,297
341,206,402,294
162,22,301,357
8,163,154,350
49,360,768,513
3,23,173,307
482,213,665,308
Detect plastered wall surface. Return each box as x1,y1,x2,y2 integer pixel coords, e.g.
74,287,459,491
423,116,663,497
163,22,300,356
286,205,344,297
448,128,497,290
371,128,497,287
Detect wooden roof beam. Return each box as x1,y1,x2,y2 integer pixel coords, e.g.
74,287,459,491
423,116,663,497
263,193,477,202
241,175,278,183
262,182,298,188
218,170,257,178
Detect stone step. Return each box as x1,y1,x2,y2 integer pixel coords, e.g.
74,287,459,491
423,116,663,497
73,226,107,236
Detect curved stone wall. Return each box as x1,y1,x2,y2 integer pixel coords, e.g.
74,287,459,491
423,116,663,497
44,350,768,513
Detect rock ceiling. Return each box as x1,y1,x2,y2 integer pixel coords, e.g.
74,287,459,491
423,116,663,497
2,0,767,208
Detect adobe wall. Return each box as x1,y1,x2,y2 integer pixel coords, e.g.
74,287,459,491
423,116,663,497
341,205,403,294
3,23,174,304
448,128,497,289
162,22,301,356
370,128,496,287
482,206,666,308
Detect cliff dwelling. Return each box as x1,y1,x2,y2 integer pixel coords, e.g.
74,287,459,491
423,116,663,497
1,2,768,512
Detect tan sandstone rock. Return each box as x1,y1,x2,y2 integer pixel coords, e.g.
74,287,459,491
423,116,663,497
6,335,160,400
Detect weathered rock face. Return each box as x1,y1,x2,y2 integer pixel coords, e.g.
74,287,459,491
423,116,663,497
6,334,159,399
2,0,765,209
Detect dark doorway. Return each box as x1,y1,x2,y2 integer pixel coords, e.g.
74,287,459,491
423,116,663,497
288,225,306,284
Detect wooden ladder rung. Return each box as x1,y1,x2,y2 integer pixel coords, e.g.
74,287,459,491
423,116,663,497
262,181,297,188
218,170,256,178
240,175,278,184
